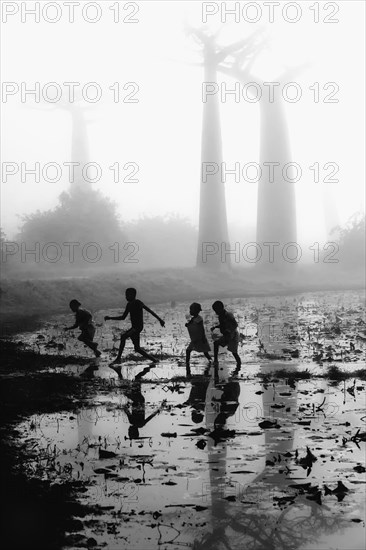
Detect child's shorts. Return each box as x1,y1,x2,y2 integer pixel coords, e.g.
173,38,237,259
121,327,142,349
217,331,239,354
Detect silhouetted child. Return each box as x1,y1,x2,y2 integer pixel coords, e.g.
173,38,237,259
104,287,165,368
64,299,101,357
211,301,241,368
185,303,211,375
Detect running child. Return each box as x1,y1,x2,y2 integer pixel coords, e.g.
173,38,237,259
104,287,165,366
185,302,211,375
211,301,241,368
64,299,101,357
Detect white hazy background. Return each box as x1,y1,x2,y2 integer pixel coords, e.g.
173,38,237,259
1,0,365,247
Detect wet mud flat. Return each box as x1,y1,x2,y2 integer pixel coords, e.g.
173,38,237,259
1,290,365,550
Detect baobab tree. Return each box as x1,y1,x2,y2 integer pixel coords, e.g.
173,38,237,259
187,28,261,270
217,37,300,272
19,100,125,269
256,82,297,269
27,99,93,195
66,102,94,196
187,28,229,270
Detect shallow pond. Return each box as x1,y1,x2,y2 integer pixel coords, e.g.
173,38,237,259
10,290,366,549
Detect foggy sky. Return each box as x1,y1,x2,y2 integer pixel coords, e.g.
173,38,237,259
1,1,365,246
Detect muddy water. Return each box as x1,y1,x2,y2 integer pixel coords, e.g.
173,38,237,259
10,290,366,549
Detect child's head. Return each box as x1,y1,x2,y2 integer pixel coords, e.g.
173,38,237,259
69,299,81,312
125,288,137,301
212,300,224,314
189,302,202,316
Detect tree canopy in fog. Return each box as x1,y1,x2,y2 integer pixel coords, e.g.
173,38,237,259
332,212,365,268
18,187,125,266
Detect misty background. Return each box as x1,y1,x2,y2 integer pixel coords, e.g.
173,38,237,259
1,1,365,276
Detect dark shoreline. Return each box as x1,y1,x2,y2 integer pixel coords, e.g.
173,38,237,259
0,342,96,550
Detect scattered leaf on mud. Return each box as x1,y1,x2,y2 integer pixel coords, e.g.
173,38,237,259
259,420,281,429
93,468,112,475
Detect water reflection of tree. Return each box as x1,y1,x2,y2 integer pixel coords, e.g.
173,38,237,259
193,299,349,550
232,487,347,550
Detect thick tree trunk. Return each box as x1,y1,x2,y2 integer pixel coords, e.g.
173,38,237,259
196,65,230,270
69,107,92,195
256,96,297,270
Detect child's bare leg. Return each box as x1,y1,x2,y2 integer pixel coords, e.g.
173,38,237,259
135,346,158,363
111,335,126,364
85,342,97,353
78,334,99,356
213,341,219,364
213,360,219,382
91,342,101,357
186,349,192,377
232,352,241,367
88,340,101,357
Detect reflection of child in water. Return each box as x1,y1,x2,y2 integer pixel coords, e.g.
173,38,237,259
185,303,211,375
184,367,210,424
122,367,165,439
213,381,240,430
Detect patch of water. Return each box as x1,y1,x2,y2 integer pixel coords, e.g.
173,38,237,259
15,290,366,374
17,360,365,550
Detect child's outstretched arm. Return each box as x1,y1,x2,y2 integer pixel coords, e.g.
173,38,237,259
143,304,165,327
64,321,78,331
105,307,129,322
